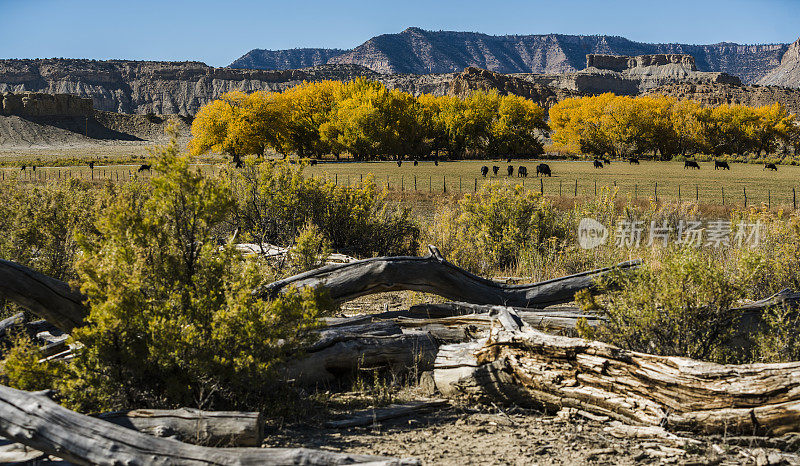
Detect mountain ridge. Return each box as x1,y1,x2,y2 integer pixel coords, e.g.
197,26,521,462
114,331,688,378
230,28,792,84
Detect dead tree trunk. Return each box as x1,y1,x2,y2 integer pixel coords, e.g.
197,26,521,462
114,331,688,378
0,385,414,465
0,259,87,332
96,408,263,447
433,308,800,436
261,245,639,308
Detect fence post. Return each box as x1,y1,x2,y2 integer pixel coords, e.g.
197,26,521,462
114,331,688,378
794,188,797,210
594,180,597,196
414,175,417,191
559,179,562,196
574,179,578,197
678,185,681,203
634,183,637,199
429,175,431,193
540,178,543,195
743,186,747,208
654,182,658,202
696,185,699,203
474,178,477,192
722,186,725,205
443,175,446,193
768,190,771,209
335,174,338,185
459,176,461,193
401,175,404,191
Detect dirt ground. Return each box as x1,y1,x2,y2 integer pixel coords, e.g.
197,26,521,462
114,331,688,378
265,402,800,465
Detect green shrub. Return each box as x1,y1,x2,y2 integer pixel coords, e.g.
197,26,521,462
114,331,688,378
2,132,328,413
426,183,569,275
288,221,332,272
578,247,746,362
0,179,97,281
229,159,419,257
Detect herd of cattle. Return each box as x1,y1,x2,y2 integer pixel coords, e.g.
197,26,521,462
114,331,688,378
475,158,780,178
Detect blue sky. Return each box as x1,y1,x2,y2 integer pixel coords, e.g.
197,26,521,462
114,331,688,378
1,0,798,67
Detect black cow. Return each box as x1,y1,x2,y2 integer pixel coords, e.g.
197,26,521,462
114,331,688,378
714,160,730,170
507,158,512,163
480,166,489,177
397,160,402,167
434,160,439,166
536,163,551,177
413,160,419,166
765,163,778,171
32,166,36,172
602,158,611,165
20,165,25,171
684,161,700,170
628,157,640,165
517,166,528,177
507,166,514,176
492,165,500,176
309,159,318,166
593,160,603,169
234,160,244,169
89,161,95,170
138,164,151,173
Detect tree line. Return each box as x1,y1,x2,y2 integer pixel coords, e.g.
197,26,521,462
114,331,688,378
189,79,548,162
549,94,800,159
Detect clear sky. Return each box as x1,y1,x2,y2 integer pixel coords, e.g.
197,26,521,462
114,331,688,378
2,0,798,67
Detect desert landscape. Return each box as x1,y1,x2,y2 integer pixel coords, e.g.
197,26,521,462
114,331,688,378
2,3,800,464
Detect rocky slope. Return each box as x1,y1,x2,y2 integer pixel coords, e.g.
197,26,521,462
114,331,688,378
758,38,800,88
234,28,792,83
644,82,800,115
0,60,378,115
230,48,346,70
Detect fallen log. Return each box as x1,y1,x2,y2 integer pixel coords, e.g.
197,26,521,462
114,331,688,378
324,400,449,428
0,384,416,465
96,408,263,447
434,308,800,436
285,331,439,385
260,245,640,308
0,259,87,332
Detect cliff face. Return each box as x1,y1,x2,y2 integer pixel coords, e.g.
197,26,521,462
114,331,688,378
644,82,800,115
1,92,93,117
236,28,790,83
0,60,378,115
758,38,800,88
229,48,347,70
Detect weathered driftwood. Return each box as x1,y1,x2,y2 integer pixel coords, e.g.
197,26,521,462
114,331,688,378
286,329,439,385
261,245,640,308
96,408,263,447
325,400,449,428
0,259,87,332
434,308,800,436
0,384,416,465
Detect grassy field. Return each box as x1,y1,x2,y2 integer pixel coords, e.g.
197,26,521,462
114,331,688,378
2,156,799,210
302,159,800,209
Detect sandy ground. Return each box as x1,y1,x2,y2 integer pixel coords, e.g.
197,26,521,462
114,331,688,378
265,402,800,465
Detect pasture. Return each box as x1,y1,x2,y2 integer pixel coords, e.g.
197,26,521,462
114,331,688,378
303,159,800,209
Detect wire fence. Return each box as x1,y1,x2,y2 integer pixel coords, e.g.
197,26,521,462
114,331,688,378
3,166,798,210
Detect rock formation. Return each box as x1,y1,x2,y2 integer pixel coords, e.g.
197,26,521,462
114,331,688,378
644,82,800,115
1,92,93,117
233,28,790,83
230,48,347,71
758,38,800,88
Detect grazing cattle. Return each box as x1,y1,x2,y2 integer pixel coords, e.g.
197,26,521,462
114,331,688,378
234,160,244,169
517,166,528,177
20,165,25,171
413,160,419,166
628,157,640,165
434,160,439,166
32,166,36,172
309,159,317,166
492,165,500,176
137,164,151,173
397,160,402,167
536,163,551,177
714,160,730,170
507,158,512,163
593,160,603,169
602,158,611,165
507,165,514,176
89,161,95,170
765,163,778,171
684,160,700,170
480,166,489,177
